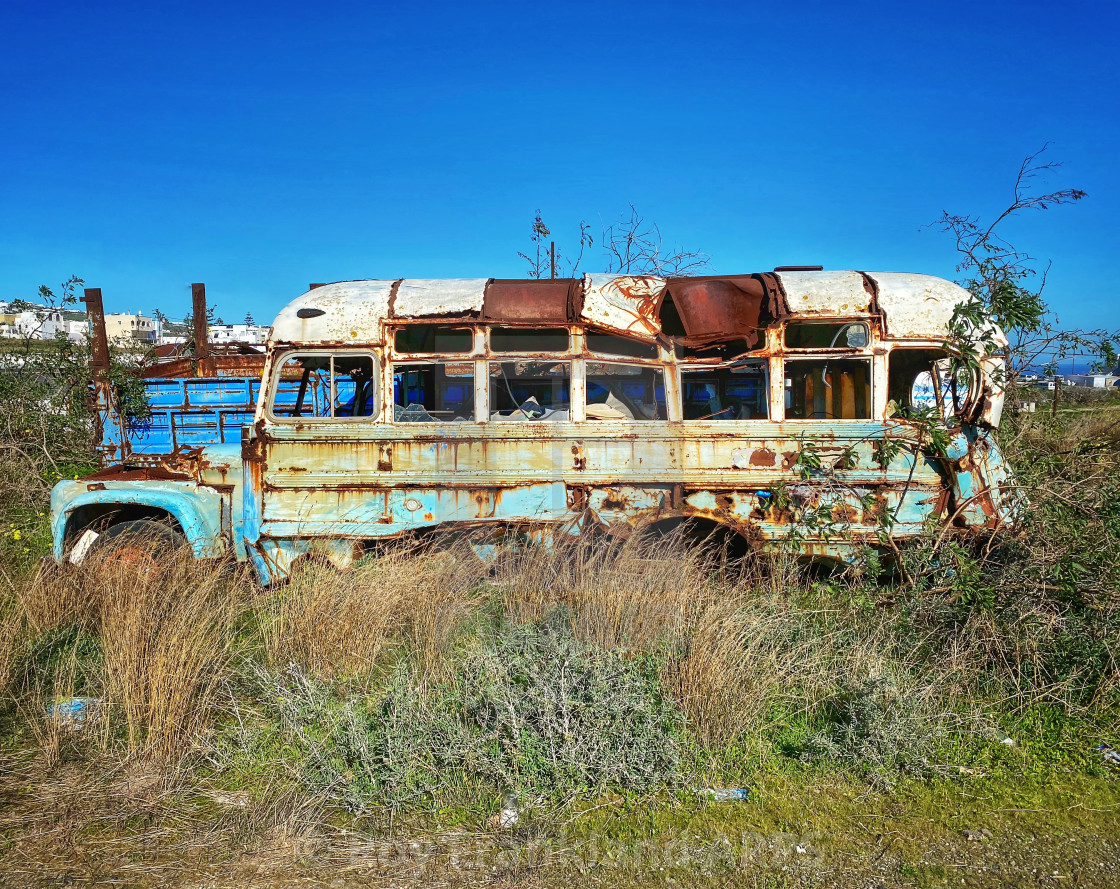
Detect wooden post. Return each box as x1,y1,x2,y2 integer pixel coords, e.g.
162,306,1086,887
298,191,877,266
192,283,210,361
82,288,110,376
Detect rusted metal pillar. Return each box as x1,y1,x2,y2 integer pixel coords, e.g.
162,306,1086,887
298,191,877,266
192,283,210,361
82,288,110,375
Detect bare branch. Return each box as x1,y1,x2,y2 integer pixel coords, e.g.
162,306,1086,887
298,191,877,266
600,204,710,276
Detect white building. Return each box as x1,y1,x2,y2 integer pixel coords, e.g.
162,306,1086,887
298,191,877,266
0,302,64,339
64,318,88,342
1063,373,1117,389
208,323,268,346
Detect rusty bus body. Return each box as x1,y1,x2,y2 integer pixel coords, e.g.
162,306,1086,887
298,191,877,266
51,271,1016,583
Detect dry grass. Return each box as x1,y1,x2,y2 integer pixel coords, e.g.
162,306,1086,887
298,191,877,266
672,597,806,747
93,551,248,760
16,557,101,634
6,552,249,762
248,532,971,757
3,497,1114,798
0,603,20,696
489,529,723,653
257,557,408,680
257,541,489,681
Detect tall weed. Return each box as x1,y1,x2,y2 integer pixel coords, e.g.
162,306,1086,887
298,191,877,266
94,552,247,760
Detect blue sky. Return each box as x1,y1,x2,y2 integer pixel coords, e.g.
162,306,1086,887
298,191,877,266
1,0,1116,334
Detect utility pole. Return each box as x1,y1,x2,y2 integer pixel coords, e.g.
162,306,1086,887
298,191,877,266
550,241,556,279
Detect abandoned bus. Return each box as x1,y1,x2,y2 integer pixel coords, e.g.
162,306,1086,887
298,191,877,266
52,270,1016,583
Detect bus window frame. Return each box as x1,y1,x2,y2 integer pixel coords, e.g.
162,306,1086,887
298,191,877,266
390,358,478,423
679,358,771,422
778,319,877,421
783,319,871,352
266,348,381,423
585,357,669,421
391,323,482,359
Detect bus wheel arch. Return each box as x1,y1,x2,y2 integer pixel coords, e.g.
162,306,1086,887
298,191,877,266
632,515,756,559
64,504,186,565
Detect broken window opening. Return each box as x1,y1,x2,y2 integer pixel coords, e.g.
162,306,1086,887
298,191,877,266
785,358,870,420
490,327,570,353
889,348,943,414
682,360,769,420
585,362,666,421
673,339,760,360
393,361,475,422
657,292,687,338
489,360,571,421
585,332,659,359
887,348,974,421
394,325,473,354
785,321,869,350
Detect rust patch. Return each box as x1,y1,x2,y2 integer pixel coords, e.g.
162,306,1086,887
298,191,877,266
81,288,111,375
85,465,192,482
483,279,583,323
138,352,267,380
934,486,951,519
192,283,210,361
613,277,663,335
714,493,734,512
749,448,776,467
832,503,860,524
566,485,589,512
600,489,626,510
662,275,771,347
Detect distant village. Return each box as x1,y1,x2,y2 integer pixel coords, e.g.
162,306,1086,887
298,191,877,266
0,301,268,350
1,298,1117,389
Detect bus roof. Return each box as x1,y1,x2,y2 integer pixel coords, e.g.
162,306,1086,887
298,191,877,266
269,270,979,347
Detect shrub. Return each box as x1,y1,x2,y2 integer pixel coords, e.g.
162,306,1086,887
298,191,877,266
459,611,683,793
799,673,954,789
264,614,685,812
